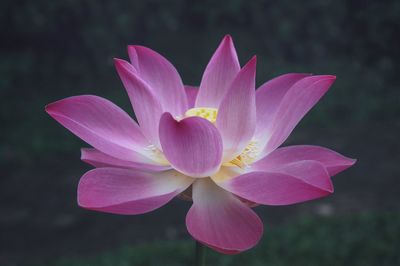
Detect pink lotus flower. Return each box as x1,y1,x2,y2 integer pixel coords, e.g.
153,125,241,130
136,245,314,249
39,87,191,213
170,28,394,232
46,35,355,254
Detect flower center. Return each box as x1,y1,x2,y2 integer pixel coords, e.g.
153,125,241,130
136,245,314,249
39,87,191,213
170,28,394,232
224,140,259,168
185,107,259,169
185,107,218,123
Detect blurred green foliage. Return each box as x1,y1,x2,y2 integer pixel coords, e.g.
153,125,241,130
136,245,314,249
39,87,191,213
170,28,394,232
34,212,400,266
0,0,399,159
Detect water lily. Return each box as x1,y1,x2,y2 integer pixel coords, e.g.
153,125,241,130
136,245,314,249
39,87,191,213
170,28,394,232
46,35,356,254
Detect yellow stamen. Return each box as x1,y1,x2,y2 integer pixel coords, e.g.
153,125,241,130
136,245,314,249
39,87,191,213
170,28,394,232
185,107,218,123
224,140,259,169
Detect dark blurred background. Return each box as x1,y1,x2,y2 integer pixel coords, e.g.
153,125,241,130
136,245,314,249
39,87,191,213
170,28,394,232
1,0,399,265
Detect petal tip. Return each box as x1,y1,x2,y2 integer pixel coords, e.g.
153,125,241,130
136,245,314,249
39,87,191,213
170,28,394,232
347,157,357,166
45,98,66,115
316,74,336,81
113,58,126,69
114,58,137,76
113,57,126,66
219,34,236,52
127,45,137,52
241,56,257,73
44,103,53,114
248,55,257,66
223,34,233,42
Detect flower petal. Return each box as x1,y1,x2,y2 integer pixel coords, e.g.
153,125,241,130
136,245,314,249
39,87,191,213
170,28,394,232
81,148,171,172
159,113,223,177
253,145,356,176
78,168,193,215
217,56,257,161
195,35,240,108
254,73,311,139
186,179,263,252
185,85,198,108
217,161,333,205
127,46,188,116
46,95,151,161
114,59,163,147
259,75,336,156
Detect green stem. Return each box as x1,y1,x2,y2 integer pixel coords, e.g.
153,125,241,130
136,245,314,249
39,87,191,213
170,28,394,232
195,240,206,266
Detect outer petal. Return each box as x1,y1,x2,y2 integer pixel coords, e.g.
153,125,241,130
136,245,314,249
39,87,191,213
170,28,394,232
186,179,263,252
217,161,333,205
253,145,356,176
114,59,163,147
195,35,240,108
259,75,336,156
159,113,223,177
184,85,198,109
46,95,152,162
127,46,188,116
217,57,257,161
81,148,171,172
254,73,311,139
78,168,193,215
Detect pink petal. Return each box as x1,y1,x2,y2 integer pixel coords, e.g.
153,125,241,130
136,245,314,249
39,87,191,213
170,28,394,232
195,35,240,108
81,148,171,172
185,85,198,108
254,73,311,139
114,59,163,147
127,46,188,116
253,145,356,176
260,75,336,155
78,168,192,215
218,160,333,205
186,179,263,252
159,113,223,177
217,56,257,161
46,95,151,161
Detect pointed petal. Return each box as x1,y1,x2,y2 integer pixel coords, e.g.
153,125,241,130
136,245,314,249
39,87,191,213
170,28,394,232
127,46,188,116
255,73,311,139
186,179,263,252
217,57,257,161
81,148,171,171
259,75,336,155
218,161,333,205
114,59,163,147
253,145,356,176
195,35,240,108
78,168,193,215
185,85,198,108
46,95,151,161
159,113,223,177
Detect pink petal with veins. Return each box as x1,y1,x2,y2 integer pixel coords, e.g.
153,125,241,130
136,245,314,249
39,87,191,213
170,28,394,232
186,179,263,252
255,73,311,139
114,59,163,147
46,95,151,162
78,168,192,215
218,161,333,205
253,145,356,176
217,56,257,161
81,148,171,171
196,35,240,108
127,46,188,116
